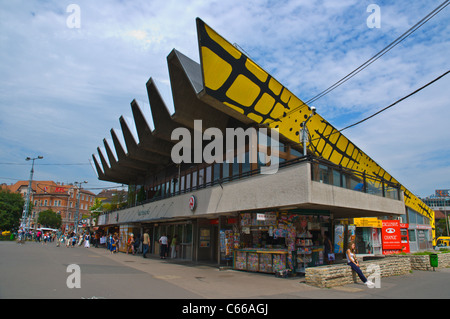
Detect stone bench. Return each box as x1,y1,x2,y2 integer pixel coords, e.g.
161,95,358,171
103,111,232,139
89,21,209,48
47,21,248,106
305,253,450,288
305,256,410,288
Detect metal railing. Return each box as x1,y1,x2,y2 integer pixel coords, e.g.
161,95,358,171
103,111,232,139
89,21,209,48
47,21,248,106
309,157,401,200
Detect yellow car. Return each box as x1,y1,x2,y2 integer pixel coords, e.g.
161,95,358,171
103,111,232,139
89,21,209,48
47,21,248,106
435,236,450,250
1,231,11,236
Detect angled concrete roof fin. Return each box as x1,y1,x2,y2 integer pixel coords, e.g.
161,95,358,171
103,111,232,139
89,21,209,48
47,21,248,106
111,128,128,160
91,154,104,178
119,116,139,153
170,49,203,94
103,138,118,167
97,147,110,173
131,99,152,143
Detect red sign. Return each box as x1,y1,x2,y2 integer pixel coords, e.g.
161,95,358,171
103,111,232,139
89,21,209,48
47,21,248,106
189,195,196,211
400,223,410,253
382,220,402,254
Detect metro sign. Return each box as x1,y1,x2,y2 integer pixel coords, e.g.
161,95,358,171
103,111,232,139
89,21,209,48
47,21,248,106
189,195,197,212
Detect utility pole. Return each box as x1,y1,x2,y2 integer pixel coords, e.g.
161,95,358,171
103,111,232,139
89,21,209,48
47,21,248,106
21,156,43,231
74,181,87,234
300,107,316,156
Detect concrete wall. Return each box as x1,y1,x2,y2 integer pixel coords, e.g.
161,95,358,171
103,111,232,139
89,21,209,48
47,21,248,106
99,161,404,226
305,253,450,288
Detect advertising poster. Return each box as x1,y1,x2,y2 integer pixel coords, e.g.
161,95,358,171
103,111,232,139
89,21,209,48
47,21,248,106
334,225,344,253
382,220,402,254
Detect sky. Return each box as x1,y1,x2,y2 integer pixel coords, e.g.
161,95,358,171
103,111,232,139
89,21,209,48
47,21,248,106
0,0,449,198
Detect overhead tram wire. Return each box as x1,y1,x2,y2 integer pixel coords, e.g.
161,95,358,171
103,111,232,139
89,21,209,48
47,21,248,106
266,0,450,124
0,162,91,166
300,69,450,146
337,70,450,133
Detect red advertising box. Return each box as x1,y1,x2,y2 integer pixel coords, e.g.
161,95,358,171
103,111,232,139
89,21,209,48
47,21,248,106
382,220,402,254
400,223,410,253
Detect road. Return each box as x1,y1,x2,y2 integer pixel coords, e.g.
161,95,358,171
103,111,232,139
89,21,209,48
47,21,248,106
1,241,450,301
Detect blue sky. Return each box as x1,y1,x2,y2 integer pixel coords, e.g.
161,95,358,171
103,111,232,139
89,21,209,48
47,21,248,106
0,0,449,197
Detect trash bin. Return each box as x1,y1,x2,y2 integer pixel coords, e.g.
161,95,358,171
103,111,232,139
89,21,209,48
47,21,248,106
430,254,438,269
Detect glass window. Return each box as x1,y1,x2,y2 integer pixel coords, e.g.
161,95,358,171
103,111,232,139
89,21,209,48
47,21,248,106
159,183,164,197
192,170,197,188
318,164,330,184
232,158,240,177
198,168,205,187
206,166,212,185
186,173,191,191
170,179,175,194
408,209,417,224
242,152,251,175
223,163,229,180
258,151,267,168
290,148,302,158
416,213,424,225
408,229,416,242
180,175,185,193
333,169,341,187
213,163,221,182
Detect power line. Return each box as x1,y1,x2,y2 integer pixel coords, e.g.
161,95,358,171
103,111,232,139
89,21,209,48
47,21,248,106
338,69,450,133
299,70,450,146
271,0,449,123
0,162,91,166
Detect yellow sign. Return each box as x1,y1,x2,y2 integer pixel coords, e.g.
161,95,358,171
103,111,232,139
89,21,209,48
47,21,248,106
353,218,382,228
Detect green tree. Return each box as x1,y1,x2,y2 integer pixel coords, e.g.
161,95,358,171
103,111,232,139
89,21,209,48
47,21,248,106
89,198,103,225
37,209,62,229
0,188,24,231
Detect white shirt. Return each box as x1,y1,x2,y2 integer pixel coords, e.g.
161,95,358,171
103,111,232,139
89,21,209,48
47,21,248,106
347,250,356,263
159,236,168,245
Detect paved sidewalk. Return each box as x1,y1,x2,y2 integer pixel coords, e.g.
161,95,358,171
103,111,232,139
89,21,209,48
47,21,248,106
2,241,450,299
89,244,450,299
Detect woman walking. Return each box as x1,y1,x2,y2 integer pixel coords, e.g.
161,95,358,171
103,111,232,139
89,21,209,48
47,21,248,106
84,232,90,248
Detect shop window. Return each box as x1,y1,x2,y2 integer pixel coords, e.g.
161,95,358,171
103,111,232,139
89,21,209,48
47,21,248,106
408,229,416,242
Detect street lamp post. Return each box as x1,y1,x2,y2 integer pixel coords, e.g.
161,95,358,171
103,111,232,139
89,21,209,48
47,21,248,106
74,181,87,234
21,156,43,231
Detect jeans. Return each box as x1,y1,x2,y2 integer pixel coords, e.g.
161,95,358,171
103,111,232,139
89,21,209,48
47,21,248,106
348,262,367,283
142,244,149,257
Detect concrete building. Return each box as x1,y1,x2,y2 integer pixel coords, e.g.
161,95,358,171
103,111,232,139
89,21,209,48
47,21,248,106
93,19,434,271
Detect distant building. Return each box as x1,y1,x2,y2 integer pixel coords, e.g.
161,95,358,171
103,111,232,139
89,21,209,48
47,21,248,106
3,180,96,231
96,188,128,209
